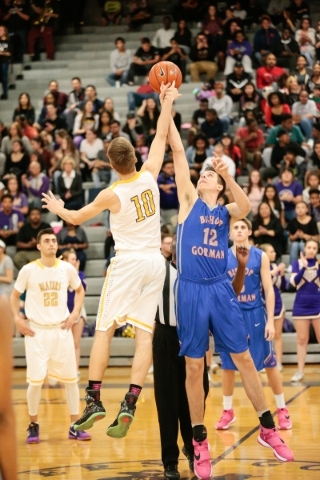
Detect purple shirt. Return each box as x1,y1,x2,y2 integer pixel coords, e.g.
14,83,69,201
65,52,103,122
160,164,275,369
292,258,320,317
275,181,303,212
0,208,24,229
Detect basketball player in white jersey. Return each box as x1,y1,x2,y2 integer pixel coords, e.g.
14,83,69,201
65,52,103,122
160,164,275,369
10,228,91,444
42,83,181,439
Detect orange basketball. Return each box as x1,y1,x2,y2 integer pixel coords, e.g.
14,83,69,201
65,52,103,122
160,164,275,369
148,61,182,93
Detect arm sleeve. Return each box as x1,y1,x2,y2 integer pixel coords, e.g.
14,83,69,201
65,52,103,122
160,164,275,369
292,265,306,286
110,50,117,72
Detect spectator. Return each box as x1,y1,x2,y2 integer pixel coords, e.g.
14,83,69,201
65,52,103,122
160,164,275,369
15,114,37,140
316,21,320,61
256,53,286,91
30,135,54,175
0,121,31,172
226,62,252,103
266,113,305,147
78,85,103,114
96,110,112,140
0,25,11,100
127,79,159,112
28,0,59,61
208,82,233,134
200,108,223,146
157,159,178,228
122,112,144,147
272,27,300,70
185,133,213,170
73,100,99,148
3,139,29,184
101,97,120,122
243,169,265,218
107,37,132,87
12,93,35,125
43,80,68,112
174,0,200,22
189,33,217,83
13,207,50,269
309,140,320,169
152,16,175,52
161,38,187,81
201,143,236,178
201,4,221,40
191,98,208,128
137,98,160,138
265,92,291,128
294,54,310,87
308,188,320,222
101,0,122,26
37,92,59,127
67,77,85,111
290,0,310,24
252,202,284,259
310,85,320,115
287,201,319,265
295,16,316,66
0,193,24,247
275,168,303,221
303,171,320,203
173,19,192,54
266,0,290,26
125,0,152,31
91,138,112,188
262,184,285,225
253,15,280,65
79,130,104,181
221,133,242,173
0,238,14,295
282,76,301,107
239,82,262,125
160,233,173,260
57,222,88,271
222,9,243,37
126,37,160,86
310,123,320,150
40,104,68,134
57,157,83,210
5,175,28,215
224,30,252,75
21,161,50,209
279,150,307,185
292,90,317,140
234,118,264,171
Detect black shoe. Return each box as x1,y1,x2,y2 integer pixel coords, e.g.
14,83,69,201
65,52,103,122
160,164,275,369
106,393,137,438
9,84,16,90
0,94,8,100
73,388,106,431
24,65,31,70
16,74,24,80
164,464,180,479
182,445,194,473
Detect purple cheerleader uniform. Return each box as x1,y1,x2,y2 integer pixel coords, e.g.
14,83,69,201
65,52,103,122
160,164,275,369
67,271,87,316
271,263,287,319
291,259,320,319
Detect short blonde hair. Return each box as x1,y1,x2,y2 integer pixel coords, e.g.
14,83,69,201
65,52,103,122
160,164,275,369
61,156,76,169
259,243,273,253
234,217,252,230
108,137,136,175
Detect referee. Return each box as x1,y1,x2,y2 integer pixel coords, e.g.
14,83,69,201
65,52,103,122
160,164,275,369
153,239,249,479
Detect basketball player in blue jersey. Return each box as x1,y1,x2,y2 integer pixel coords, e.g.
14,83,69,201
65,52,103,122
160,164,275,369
42,83,181,440
167,119,294,478
217,219,292,437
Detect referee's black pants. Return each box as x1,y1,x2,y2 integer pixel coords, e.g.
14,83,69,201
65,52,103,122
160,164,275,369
153,323,209,468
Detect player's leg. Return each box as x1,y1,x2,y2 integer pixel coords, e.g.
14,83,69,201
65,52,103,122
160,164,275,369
64,382,91,441
72,317,85,373
274,313,284,370
291,319,310,382
265,367,292,429
215,365,236,430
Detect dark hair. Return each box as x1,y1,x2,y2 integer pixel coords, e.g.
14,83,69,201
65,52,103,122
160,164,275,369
246,118,257,127
29,206,42,214
280,167,294,178
267,91,286,106
1,194,14,203
309,188,320,195
71,76,81,82
163,15,171,21
206,108,217,116
141,37,151,44
12,139,25,153
36,228,56,244
48,79,58,86
193,133,209,149
31,135,44,148
109,119,121,126
247,169,263,195
300,16,311,28
281,113,292,122
242,81,258,98
203,166,226,200
115,36,125,43
18,92,33,110
85,84,97,92
262,185,283,215
261,15,271,23
256,201,276,224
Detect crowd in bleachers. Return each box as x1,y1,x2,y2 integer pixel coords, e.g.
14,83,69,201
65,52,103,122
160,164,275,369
0,0,319,343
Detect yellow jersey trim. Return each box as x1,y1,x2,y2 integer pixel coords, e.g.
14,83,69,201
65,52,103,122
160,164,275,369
35,260,44,270
126,316,153,332
54,259,59,268
109,171,142,190
35,259,60,269
96,259,115,329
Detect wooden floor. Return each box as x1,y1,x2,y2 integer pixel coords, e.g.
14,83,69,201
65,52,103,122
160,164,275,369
14,365,320,480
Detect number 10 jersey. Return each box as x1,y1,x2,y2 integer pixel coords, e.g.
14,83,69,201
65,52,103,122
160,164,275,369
109,170,161,251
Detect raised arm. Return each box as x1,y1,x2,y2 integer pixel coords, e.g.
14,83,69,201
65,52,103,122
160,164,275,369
141,83,181,179
232,246,249,296
42,187,120,226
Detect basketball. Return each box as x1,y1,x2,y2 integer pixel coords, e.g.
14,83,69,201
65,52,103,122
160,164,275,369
148,61,182,93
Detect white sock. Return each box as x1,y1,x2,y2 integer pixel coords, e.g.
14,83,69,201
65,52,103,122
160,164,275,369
223,395,233,410
27,384,43,417
274,393,286,409
64,382,80,416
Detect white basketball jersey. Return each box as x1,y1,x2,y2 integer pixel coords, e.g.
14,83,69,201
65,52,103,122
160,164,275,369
109,170,161,251
14,259,81,325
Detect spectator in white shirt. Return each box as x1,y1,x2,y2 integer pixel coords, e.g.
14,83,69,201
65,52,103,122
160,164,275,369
208,82,233,134
152,16,175,54
292,90,318,140
107,37,133,87
79,130,104,181
200,143,236,178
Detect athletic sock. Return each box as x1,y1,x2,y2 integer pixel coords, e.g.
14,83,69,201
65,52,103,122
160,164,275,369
274,393,286,409
126,384,142,404
88,380,102,401
258,410,275,429
192,424,207,442
223,395,233,410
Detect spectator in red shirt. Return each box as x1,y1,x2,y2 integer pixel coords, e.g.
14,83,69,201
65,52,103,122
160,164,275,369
256,53,286,91
265,92,291,128
127,79,159,111
234,118,264,172
43,80,68,113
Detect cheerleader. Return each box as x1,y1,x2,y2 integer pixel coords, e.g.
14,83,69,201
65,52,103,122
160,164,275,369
259,244,287,371
290,239,320,382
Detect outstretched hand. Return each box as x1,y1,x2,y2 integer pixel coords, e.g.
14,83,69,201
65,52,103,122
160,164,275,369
42,191,65,214
211,152,230,179
159,81,182,105
235,245,250,268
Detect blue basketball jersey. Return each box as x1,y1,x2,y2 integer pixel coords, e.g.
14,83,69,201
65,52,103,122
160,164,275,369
227,246,264,310
176,199,230,280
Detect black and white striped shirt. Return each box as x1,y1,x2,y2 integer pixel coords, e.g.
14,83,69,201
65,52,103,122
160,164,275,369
155,262,177,327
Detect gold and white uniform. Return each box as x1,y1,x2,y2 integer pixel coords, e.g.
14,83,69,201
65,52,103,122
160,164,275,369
97,170,165,333
14,259,81,385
